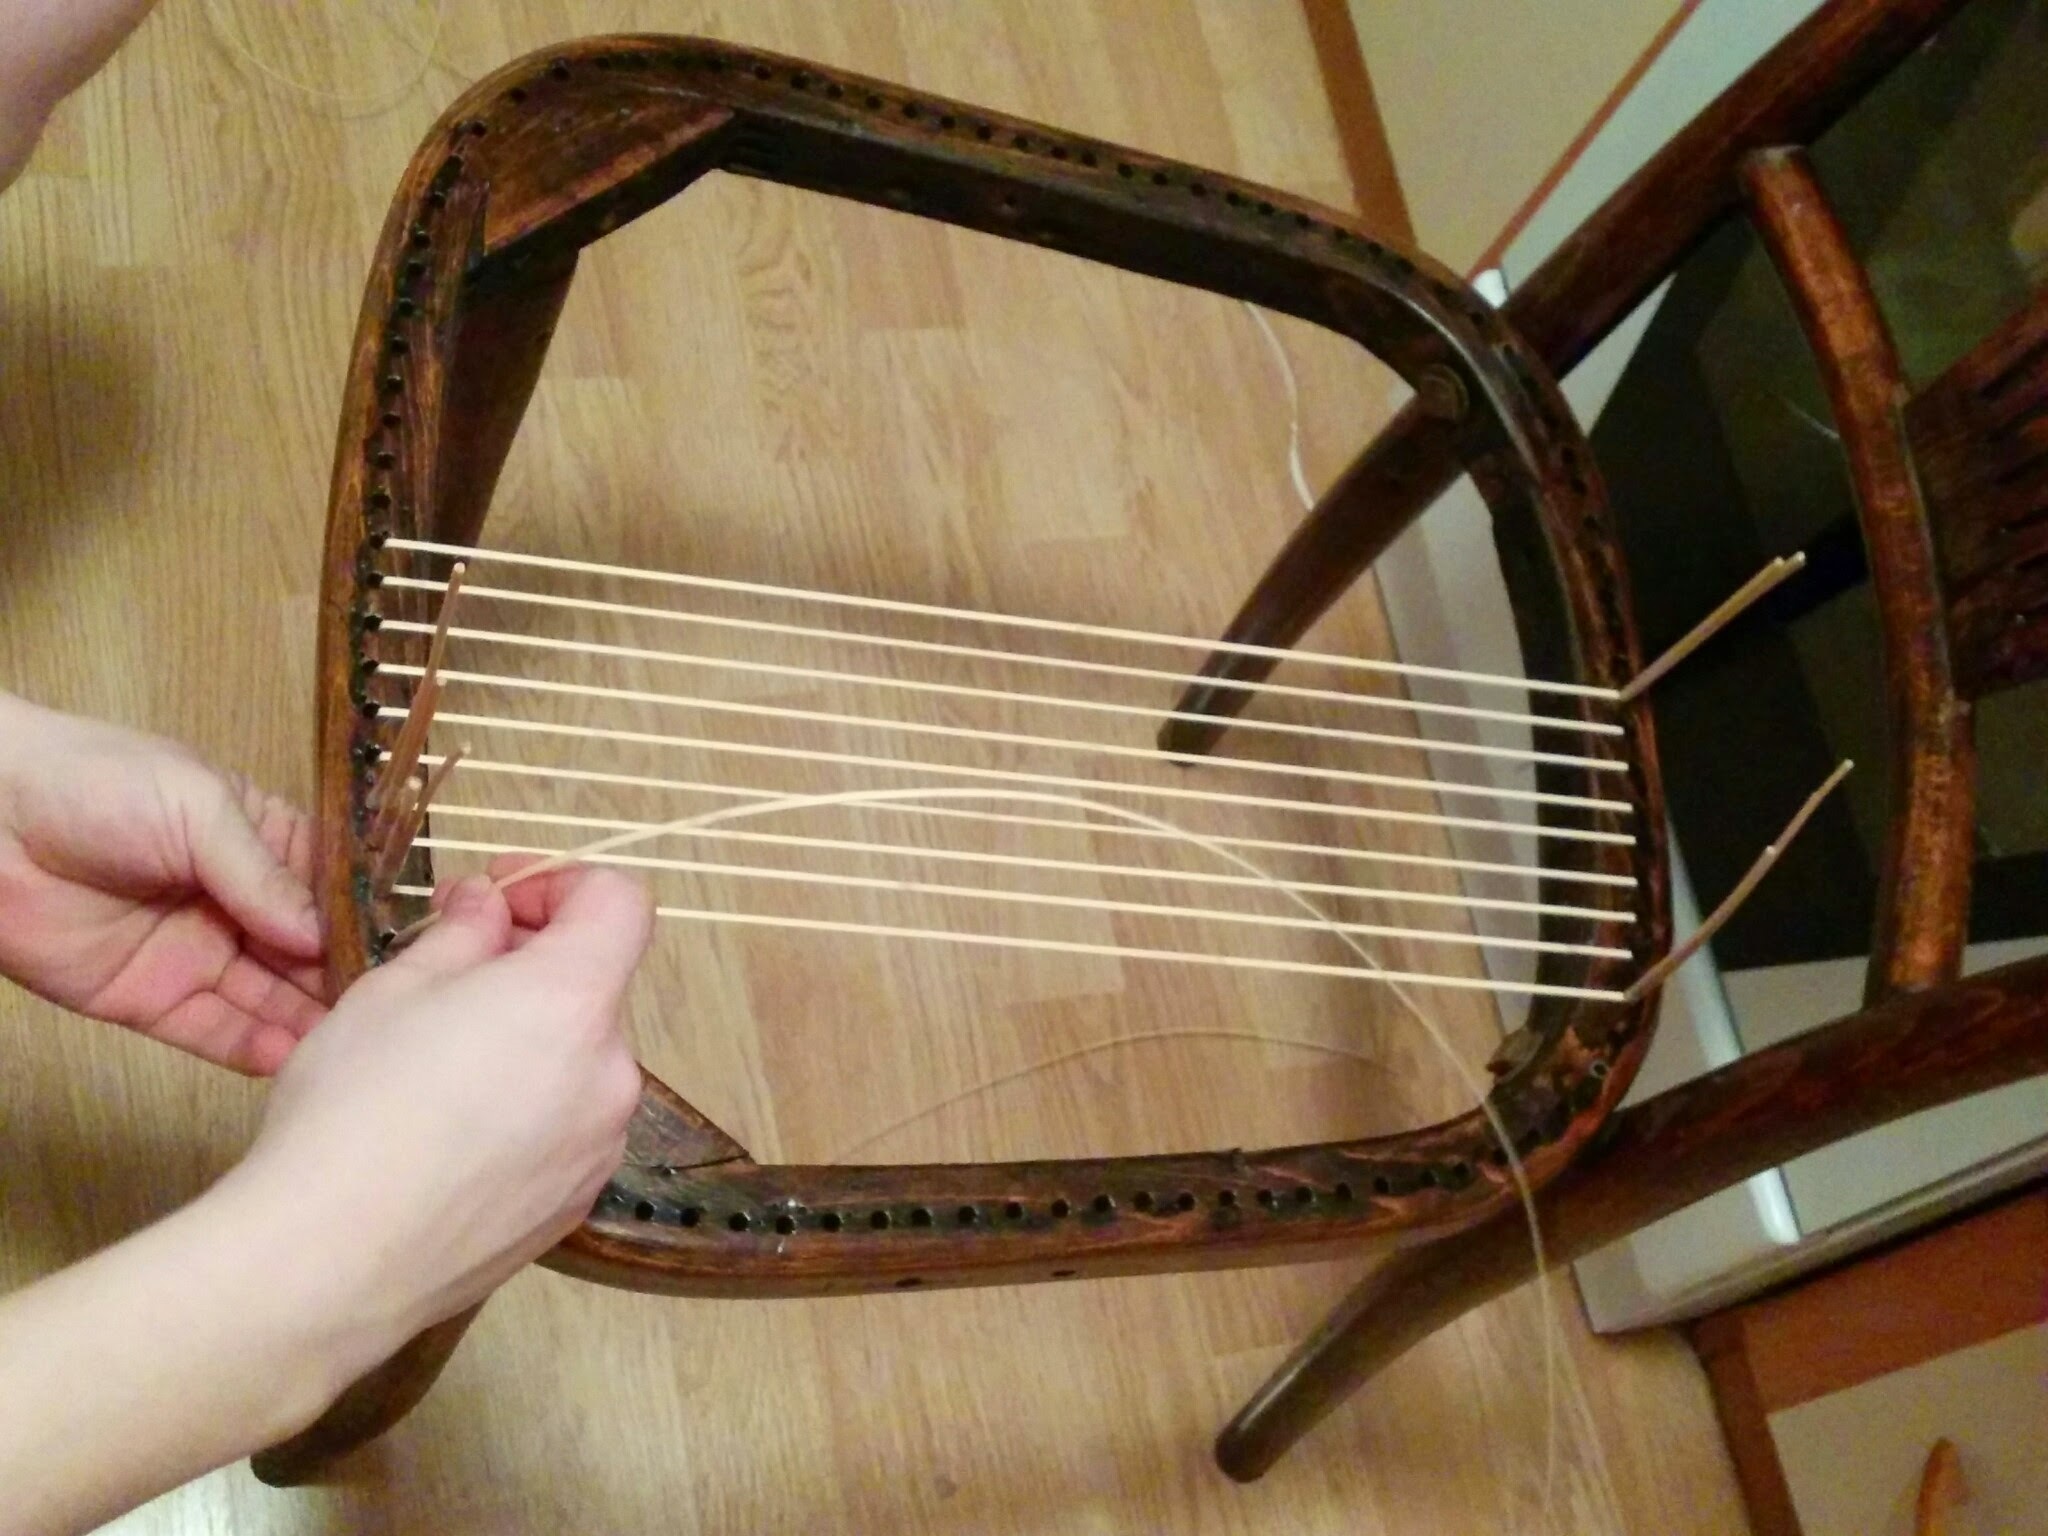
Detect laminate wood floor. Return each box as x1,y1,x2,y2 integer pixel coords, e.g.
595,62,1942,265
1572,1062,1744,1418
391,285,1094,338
0,3,1747,1530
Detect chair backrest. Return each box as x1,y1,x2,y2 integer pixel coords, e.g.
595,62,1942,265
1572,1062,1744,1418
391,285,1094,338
1737,146,1981,1001
1906,290,2048,697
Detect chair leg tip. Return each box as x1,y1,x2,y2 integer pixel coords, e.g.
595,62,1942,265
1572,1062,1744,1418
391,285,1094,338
248,1447,316,1488
1157,710,1226,758
1213,1430,1273,1484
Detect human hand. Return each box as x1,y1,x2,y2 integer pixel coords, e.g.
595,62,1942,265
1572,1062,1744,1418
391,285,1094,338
0,691,325,1074
240,868,652,1347
0,864,650,1536
0,1,162,192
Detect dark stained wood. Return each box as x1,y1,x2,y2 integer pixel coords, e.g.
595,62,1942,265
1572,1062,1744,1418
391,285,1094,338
280,32,1672,1478
267,1052,747,1485
276,33,1679,1482
623,1068,750,1172
1164,0,1972,744
431,260,579,551
1906,289,2048,694
276,8,2048,1486
1213,951,2048,1480
1505,0,1969,373
1196,0,2048,1483
1156,397,1456,758
278,82,742,1491
1739,147,1975,1002
324,33,1664,1296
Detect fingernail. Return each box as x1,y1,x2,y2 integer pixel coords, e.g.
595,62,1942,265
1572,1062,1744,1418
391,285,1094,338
295,899,322,944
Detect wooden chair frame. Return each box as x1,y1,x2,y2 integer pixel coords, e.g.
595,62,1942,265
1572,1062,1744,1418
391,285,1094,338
267,34,1666,1483
260,3,2048,1494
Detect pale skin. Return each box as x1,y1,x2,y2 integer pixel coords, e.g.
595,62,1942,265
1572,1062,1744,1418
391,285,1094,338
0,0,160,188
0,742,651,1534
0,695,655,1536
0,8,657,1532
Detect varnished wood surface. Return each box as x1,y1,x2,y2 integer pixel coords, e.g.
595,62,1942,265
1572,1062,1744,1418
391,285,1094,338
0,3,1742,1530
331,30,1664,1296
1212,0,2047,1479
1905,288,2048,695
1739,148,1975,1002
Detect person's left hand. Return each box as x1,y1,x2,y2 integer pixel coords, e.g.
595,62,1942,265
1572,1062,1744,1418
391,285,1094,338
0,692,327,1075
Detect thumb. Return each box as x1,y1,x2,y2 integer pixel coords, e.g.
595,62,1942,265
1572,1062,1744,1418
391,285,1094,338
381,876,514,988
190,779,321,955
514,868,655,997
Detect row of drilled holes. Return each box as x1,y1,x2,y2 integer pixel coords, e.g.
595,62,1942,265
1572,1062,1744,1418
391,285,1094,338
619,1165,1505,1237
480,53,1630,586
356,171,458,549
488,51,1611,568
482,49,1607,518
610,1089,1626,1242
351,145,472,777
495,50,1491,309
391,76,1623,762
362,137,477,514
375,129,1611,1128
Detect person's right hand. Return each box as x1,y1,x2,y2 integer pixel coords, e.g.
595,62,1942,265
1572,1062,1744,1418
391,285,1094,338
232,866,654,1354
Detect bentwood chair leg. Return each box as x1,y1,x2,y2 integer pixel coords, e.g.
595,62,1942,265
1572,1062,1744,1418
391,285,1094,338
1216,952,2048,1479
1157,401,1464,757
1216,1209,1531,1481
251,1303,486,1486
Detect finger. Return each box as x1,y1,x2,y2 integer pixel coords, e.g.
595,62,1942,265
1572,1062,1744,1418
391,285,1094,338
216,952,328,1038
189,777,322,957
424,866,521,913
287,955,332,1007
381,876,512,989
513,867,655,994
422,874,530,958
148,991,300,1078
482,852,580,931
485,851,551,883
242,932,334,1010
238,778,319,889
439,857,621,950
